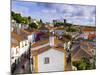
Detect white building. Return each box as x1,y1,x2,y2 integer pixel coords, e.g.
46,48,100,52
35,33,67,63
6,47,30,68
19,29,38,43
31,36,67,73
11,32,29,65
32,46,67,72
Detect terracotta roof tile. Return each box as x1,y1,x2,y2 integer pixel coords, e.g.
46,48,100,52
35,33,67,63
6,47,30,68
11,32,25,42
32,39,49,48
54,38,64,46
31,45,66,56
53,46,66,53
38,26,49,30
83,28,95,32
11,43,19,47
72,48,92,61
24,29,40,34
31,46,51,56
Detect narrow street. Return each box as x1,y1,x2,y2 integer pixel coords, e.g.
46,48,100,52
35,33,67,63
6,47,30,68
12,55,31,74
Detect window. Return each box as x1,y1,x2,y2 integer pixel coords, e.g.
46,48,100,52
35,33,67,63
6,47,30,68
44,57,49,64
25,43,27,46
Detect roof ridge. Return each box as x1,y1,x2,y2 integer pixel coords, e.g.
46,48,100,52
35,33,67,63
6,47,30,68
81,47,92,57
31,45,65,56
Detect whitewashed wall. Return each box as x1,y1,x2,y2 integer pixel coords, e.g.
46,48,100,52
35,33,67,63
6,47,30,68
28,35,33,43
11,47,17,65
38,48,64,72
11,46,20,65
11,40,29,65
19,40,29,56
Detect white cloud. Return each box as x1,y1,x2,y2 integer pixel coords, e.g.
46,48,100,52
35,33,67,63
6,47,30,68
12,5,29,17
41,9,57,14
12,1,96,25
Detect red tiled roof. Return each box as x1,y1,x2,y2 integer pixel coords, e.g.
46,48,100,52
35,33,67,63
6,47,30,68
31,39,49,48
11,42,19,47
88,34,96,39
72,42,93,61
72,48,92,61
24,29,40,35
31,46,51,56
31,46,66,56
31,36,64,48
11,32,25,42
83,28,95,32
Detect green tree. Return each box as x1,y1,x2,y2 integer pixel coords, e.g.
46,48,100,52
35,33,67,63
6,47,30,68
62,34,72,41
36,19,43,28
15,13,22,23
79,58,88,70
66,28,78,32
11,11,15,20
40,19,43,24
29,22,38,29
11,11,29,24
72,57,92,70
28,16,31,24
92,55,96,69
21,17,28,24
11,11,22,23
66,23,72,31
54,22,64,27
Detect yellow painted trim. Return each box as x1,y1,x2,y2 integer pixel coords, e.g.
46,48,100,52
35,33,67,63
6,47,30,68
64,52,67,71
34,55,38,72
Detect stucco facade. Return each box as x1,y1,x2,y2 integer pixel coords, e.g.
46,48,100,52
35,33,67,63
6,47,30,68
33,48,67,73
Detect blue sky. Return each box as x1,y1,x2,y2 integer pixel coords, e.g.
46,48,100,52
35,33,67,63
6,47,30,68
12,1,96,26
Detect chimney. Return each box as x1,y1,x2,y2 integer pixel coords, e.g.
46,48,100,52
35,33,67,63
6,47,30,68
49,36,55,47
49,31,55,47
